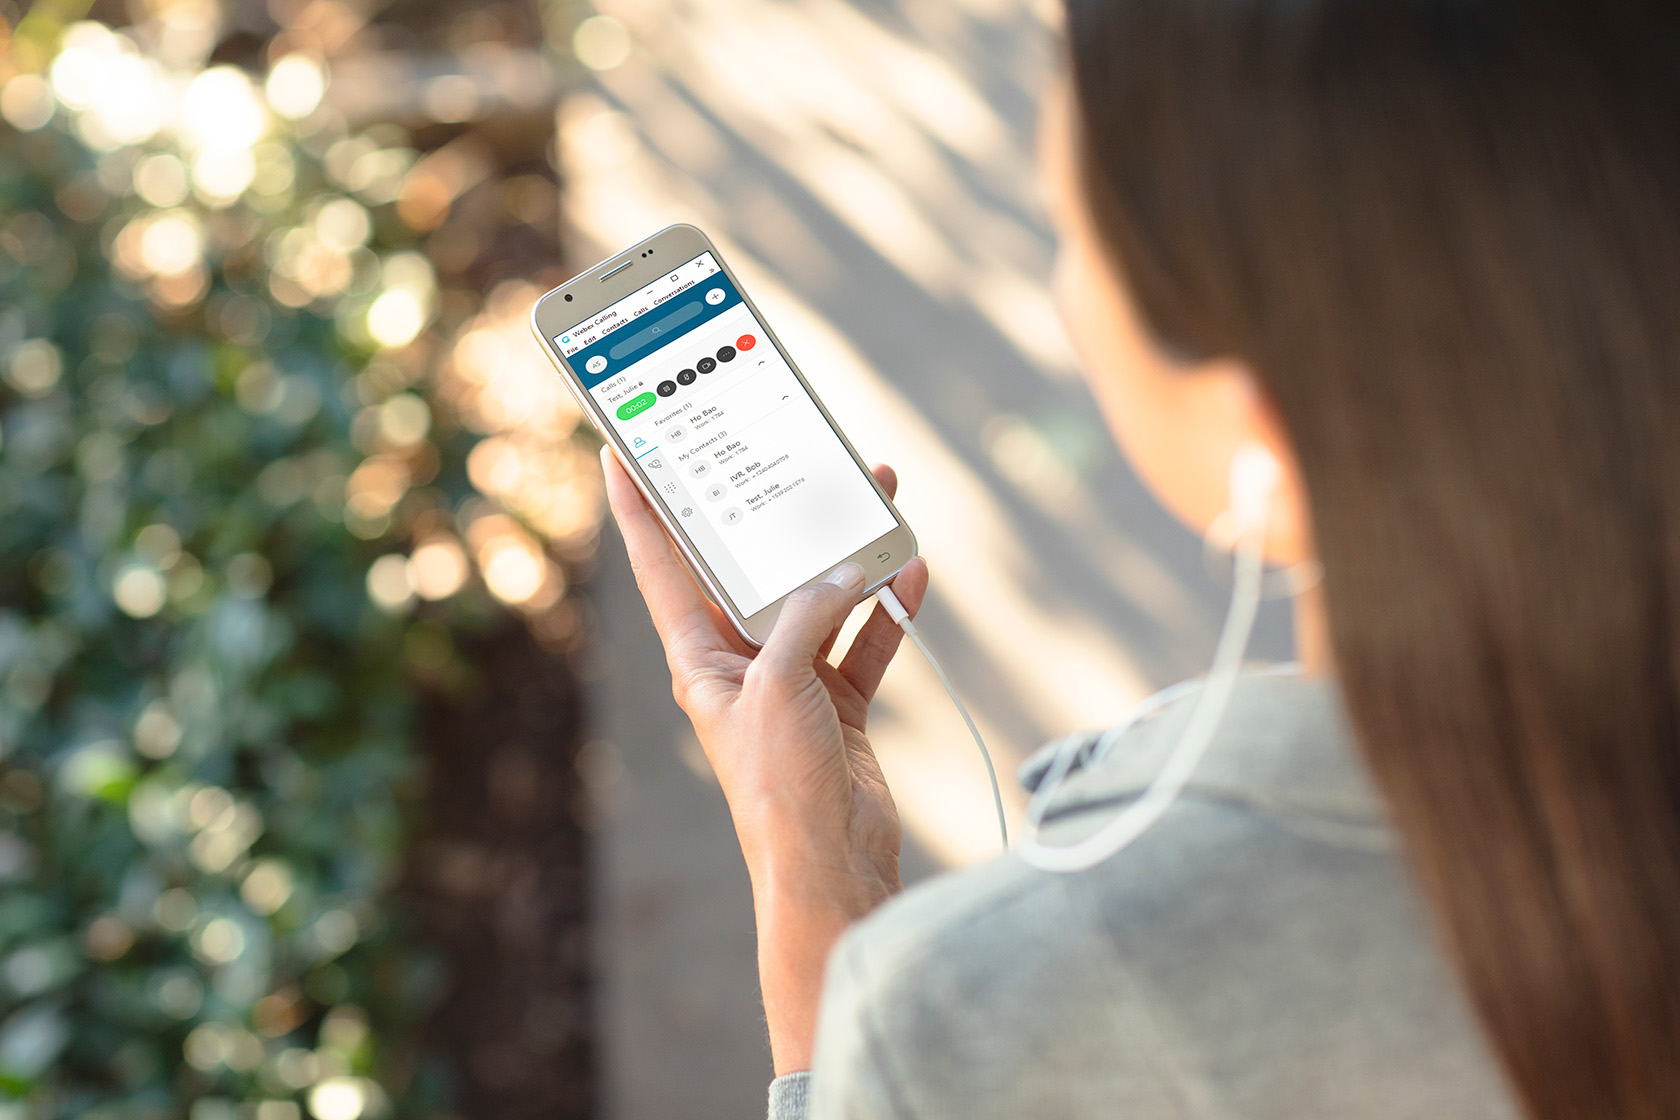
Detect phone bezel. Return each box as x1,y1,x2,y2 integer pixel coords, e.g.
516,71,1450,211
529,223,917,648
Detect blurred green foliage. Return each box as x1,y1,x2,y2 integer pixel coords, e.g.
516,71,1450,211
0,45,532,1120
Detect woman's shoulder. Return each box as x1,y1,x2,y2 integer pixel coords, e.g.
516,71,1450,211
813,847,1186,1120
831,672,1396,1006
808,673,1518,1120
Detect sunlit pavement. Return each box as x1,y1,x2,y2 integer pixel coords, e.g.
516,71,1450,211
563,1,1297,1115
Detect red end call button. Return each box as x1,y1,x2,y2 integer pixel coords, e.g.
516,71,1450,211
736,334,757,352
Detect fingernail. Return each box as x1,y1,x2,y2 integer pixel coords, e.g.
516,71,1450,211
824,562,864,591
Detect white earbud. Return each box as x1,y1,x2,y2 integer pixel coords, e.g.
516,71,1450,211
1228,443,1280,534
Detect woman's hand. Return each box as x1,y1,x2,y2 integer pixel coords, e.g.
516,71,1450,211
601,446,929,1074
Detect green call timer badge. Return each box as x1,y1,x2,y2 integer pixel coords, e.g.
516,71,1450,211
617,392,657,421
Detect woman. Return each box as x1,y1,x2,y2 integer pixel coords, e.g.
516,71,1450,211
602,1,1680,1117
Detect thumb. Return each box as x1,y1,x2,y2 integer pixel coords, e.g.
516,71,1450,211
757,563,867,679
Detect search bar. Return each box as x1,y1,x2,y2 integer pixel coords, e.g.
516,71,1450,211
608,302,702,361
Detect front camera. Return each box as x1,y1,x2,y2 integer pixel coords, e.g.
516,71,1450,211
564,293,573,301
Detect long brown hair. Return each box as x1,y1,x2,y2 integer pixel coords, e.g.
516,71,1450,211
1062,2,1680,1116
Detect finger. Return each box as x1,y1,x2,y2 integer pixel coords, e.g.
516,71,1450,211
838,557,928,702
756,564,868,682
817,621,845,662
871,463,898,501
600,446,735,657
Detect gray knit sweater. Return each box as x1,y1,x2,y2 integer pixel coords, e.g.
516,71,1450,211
767,672,1518,1120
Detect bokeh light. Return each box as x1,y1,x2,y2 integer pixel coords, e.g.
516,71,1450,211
366,554,415,612
573,15,633,71
468,513,562,609
240,860,295,916
5,339,63,397
308,1077,370,1120
48,22,122,111
409,536,470,601
0,74,55,131
193,147,257,206
377,393,429,446
134,153,191,207
178,66,267,154
138,211,204,275
265,54,326,120
113,565,168,618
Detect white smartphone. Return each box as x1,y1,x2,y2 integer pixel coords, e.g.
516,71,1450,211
530,224,917,647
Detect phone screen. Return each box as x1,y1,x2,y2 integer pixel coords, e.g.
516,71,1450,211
555,252,898,617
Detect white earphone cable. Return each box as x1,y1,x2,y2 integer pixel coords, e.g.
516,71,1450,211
876,585,1009,850
1015,522,1265,872
873,445,1278,867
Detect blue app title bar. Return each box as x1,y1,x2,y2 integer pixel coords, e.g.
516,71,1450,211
563,269,745,390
